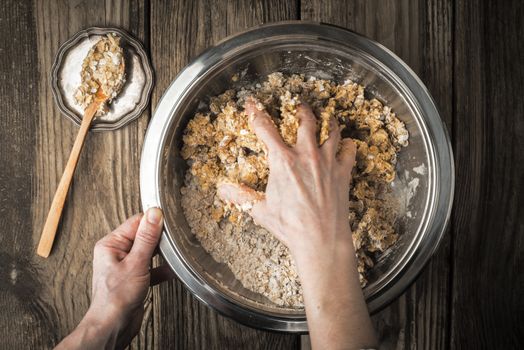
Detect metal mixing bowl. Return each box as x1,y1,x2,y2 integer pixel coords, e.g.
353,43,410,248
140,22,454,332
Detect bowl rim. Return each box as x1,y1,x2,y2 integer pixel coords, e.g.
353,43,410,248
140,20,455,332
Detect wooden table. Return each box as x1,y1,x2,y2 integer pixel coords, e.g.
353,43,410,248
1,0,522,349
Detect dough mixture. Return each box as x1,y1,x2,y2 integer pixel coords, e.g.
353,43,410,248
180,73,408,307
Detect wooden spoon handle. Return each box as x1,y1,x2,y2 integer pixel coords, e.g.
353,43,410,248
37,102,99,257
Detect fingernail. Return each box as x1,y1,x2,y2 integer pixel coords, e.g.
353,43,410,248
254,101,265,111
216,183,232,202
146,207,163,225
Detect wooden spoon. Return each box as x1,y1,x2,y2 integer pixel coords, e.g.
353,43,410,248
37,89,107,258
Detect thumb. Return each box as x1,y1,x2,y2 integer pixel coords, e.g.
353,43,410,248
217,182,265,211
128,207,163,266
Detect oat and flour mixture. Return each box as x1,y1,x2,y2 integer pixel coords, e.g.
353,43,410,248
75,33,126,115
180,73,408,307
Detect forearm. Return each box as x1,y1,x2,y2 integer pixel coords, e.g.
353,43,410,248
294,231,377,350
55,311,120,350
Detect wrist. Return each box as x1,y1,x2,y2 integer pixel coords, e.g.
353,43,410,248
290,226,355,268
290,228,361,309
80,304,125,339
291,227,377,348
56,310,121,350
293,239,356,285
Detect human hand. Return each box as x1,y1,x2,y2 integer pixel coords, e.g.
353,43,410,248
217,98,356,260
218,99,377,349
56,208,174,350
88,208,164,346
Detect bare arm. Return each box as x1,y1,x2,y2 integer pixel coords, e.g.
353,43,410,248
218,100,378,349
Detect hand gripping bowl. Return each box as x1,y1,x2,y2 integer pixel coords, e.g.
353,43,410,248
140,22,454,332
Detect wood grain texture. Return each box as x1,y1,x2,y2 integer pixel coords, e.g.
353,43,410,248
451,0,524,348
301,1,453,349
149,1,300,349
2,0,524,349
29,0,150,348
0,1,51,349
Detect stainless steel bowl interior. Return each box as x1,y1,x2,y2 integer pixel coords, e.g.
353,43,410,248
141,22,454,332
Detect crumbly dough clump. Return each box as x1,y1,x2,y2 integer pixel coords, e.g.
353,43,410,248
75,33,126,115
180,73,409,307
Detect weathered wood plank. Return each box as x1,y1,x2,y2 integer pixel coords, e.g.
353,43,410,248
451,0,524,348
0,1,48,349
2,1,522,349
27,0,150,348
301,1,453,348
150,0,300,349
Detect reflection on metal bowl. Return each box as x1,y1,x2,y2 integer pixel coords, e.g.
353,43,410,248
140,21,454,332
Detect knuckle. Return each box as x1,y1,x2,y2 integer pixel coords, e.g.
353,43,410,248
341,149,356,165
320,139,335,153
94,239,106,250
297,103,314,115
93,239,108,256
111,229,127,241
137,225,159,246
341,138,356,152
278,148,295,165
329,128,341,142
323,152,337,170
307,149,322,165
254,114,272,129
338,163,354,180
299,113,316,126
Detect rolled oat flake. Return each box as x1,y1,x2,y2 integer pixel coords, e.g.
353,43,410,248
74,33,126,116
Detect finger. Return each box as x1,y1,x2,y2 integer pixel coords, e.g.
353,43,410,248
296,103,317,149
338,138,357,180
245,98,286,154
150,265,176,286
217,181,265,210
218,183,283,245
127,208,164,266
96,214,142,255
217,181,271,235
321,117,341,158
